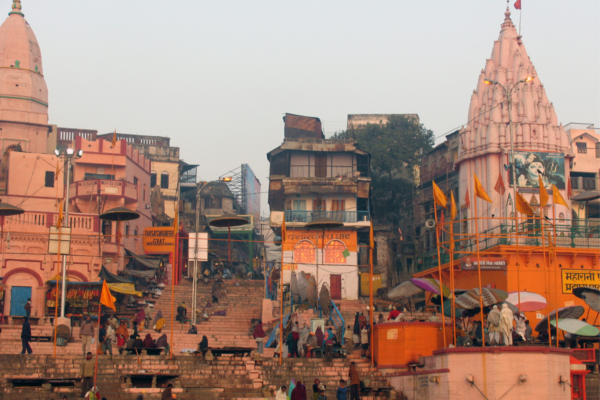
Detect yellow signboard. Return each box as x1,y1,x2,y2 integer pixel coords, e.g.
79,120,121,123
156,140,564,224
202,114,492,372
387,329,398,340
143,227,175,254
561,269,600,293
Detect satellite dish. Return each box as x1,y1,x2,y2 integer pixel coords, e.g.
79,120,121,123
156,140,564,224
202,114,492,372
425,219,436,230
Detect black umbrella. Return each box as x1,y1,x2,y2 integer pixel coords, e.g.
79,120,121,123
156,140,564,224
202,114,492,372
208,214,249,261
99,207,140,260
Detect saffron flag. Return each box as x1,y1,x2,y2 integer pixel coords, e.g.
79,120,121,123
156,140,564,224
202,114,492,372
465,188,471,209
369,221,375,250
474,174,493,203
538,176,549,208
552,184,569,209
100,280,116,311
516,192,534,216
567,178,572,199
494,173,506,196
438,210,445,240
432,181,448,209
54,161,60,181
450,191,457,221
514,0,521,10
111,129,117,148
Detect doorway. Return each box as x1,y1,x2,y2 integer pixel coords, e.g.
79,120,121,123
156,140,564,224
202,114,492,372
10,286,31,316
330,275,341,300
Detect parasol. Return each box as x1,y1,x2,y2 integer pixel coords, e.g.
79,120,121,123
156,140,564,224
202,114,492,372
387,281,423,299
455,288,508,309
506,291,547,312
550,318,600,337
410,278,451,298
572,287,600,313
535,306,585,332
442,298,475,318
208,214,249,261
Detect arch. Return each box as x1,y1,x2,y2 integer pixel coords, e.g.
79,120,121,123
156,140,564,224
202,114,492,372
294,240,315,264
2,267,43,286
325,240,347,264
67,270,89,282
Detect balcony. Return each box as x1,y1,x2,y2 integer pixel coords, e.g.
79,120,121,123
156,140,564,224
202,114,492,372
69,179,138,201
271,164,369,178
284,210,370,224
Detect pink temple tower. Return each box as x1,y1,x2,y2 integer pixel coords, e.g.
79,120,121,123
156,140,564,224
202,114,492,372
456,7,571,232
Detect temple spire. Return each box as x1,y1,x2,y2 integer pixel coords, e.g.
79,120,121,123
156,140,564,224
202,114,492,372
9,0,23,17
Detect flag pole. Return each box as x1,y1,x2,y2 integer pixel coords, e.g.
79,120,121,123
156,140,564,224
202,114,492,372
515,200,522,315
94,294,102,386
449,215,456,347
433,205,447,348
472,185,486,347
552,202,559,348
369,222,374,365
52,199,64,360
279,220,284,366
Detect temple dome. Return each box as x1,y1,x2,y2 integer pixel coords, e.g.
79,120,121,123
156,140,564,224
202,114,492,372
0,0,48,125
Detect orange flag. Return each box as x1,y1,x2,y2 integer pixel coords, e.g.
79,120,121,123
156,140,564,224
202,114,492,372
281,214,287,244
450,191,457,221
538,176,549,208
474,174,492,203
111,129,117,148
516,192,534,216
494,172,506,195
552,184,569,209
369,220,375,250
432,181,448,209
100,280,116,311
465,188,471,209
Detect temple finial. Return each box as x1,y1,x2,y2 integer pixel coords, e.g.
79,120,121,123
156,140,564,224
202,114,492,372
9,0,24,16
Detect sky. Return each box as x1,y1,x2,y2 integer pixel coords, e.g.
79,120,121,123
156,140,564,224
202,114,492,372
20,0,600,217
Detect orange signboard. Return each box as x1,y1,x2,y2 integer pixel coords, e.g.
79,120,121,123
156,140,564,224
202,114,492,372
143,227,175,254
283,230,357,252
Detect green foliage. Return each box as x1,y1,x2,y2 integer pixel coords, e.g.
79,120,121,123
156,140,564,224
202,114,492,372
332,115,434,224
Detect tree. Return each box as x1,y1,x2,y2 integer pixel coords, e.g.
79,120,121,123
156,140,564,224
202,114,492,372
332,115,434,224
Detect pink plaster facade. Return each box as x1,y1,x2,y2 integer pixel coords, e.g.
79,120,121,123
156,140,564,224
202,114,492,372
389,347,572,400
456,8,571,232
0,2,152,319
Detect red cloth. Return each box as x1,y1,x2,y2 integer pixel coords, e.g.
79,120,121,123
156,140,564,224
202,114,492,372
253,324,266,339
388,310,400,320
291,381,307,400
315,327,324,347
465,188,471,209
494,173,506,195
514,0,521,10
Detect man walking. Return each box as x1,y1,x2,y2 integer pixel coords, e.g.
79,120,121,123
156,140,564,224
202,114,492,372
80,352,94,397
80,315,95,356
24,298,32,319
324,327,334,362
348,362,360,400
20,317,32,354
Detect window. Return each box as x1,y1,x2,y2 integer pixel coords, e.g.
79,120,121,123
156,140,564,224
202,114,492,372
576,142,587,154
133,177,138,186
293,199,306,210
160,172,169,189
204,197,222,209
324,240,347,264
143,184,146,201
315,154,327,178
125,225,130,237
596,142,600,159
330,200,346,222
313,197,326,218
150,171,157,187
45,171,55,188
294,240,315,263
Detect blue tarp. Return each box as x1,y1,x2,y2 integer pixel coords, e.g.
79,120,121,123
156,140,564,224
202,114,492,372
265,312,291,348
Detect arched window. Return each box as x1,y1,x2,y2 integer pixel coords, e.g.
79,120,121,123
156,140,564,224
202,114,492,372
294,240,315,264
160,172,169,189
325,240,347,264
150,171,157,187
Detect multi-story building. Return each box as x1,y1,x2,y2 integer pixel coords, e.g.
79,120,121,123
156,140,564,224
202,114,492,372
267,113,372,300
0,2,152,319
564,123,599,222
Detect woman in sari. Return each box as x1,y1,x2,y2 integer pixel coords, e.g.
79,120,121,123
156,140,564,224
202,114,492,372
288,379,296,398
153,310,166,333
143,333,155,349
115,320,130,351
134,309,146,332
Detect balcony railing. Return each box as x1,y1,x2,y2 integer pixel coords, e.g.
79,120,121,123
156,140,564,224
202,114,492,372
285,210,370,223
415,220,600,273
70,179,138,201
271,164,370,178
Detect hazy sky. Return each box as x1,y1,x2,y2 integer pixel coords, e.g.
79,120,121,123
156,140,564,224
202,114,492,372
22,0,599,216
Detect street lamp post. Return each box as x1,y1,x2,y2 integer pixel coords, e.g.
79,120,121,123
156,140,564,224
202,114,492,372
54,148,83,318
483,76,534,218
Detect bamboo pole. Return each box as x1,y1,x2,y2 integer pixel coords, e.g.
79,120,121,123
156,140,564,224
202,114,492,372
93,299,101,386
279,227,284,365
472,189,486,347
540,213,552,347
449,216,456,347
552,203,560,348
433,206,447,348
369,224,374,366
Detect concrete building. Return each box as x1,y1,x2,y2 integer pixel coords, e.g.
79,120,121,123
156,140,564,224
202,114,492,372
347,114,419,131
267,113,372,300
96,133,198,222
0,2,152,319
564,123,600,222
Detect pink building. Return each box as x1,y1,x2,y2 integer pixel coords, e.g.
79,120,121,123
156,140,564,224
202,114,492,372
0,1,151,320
457,8,572,232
